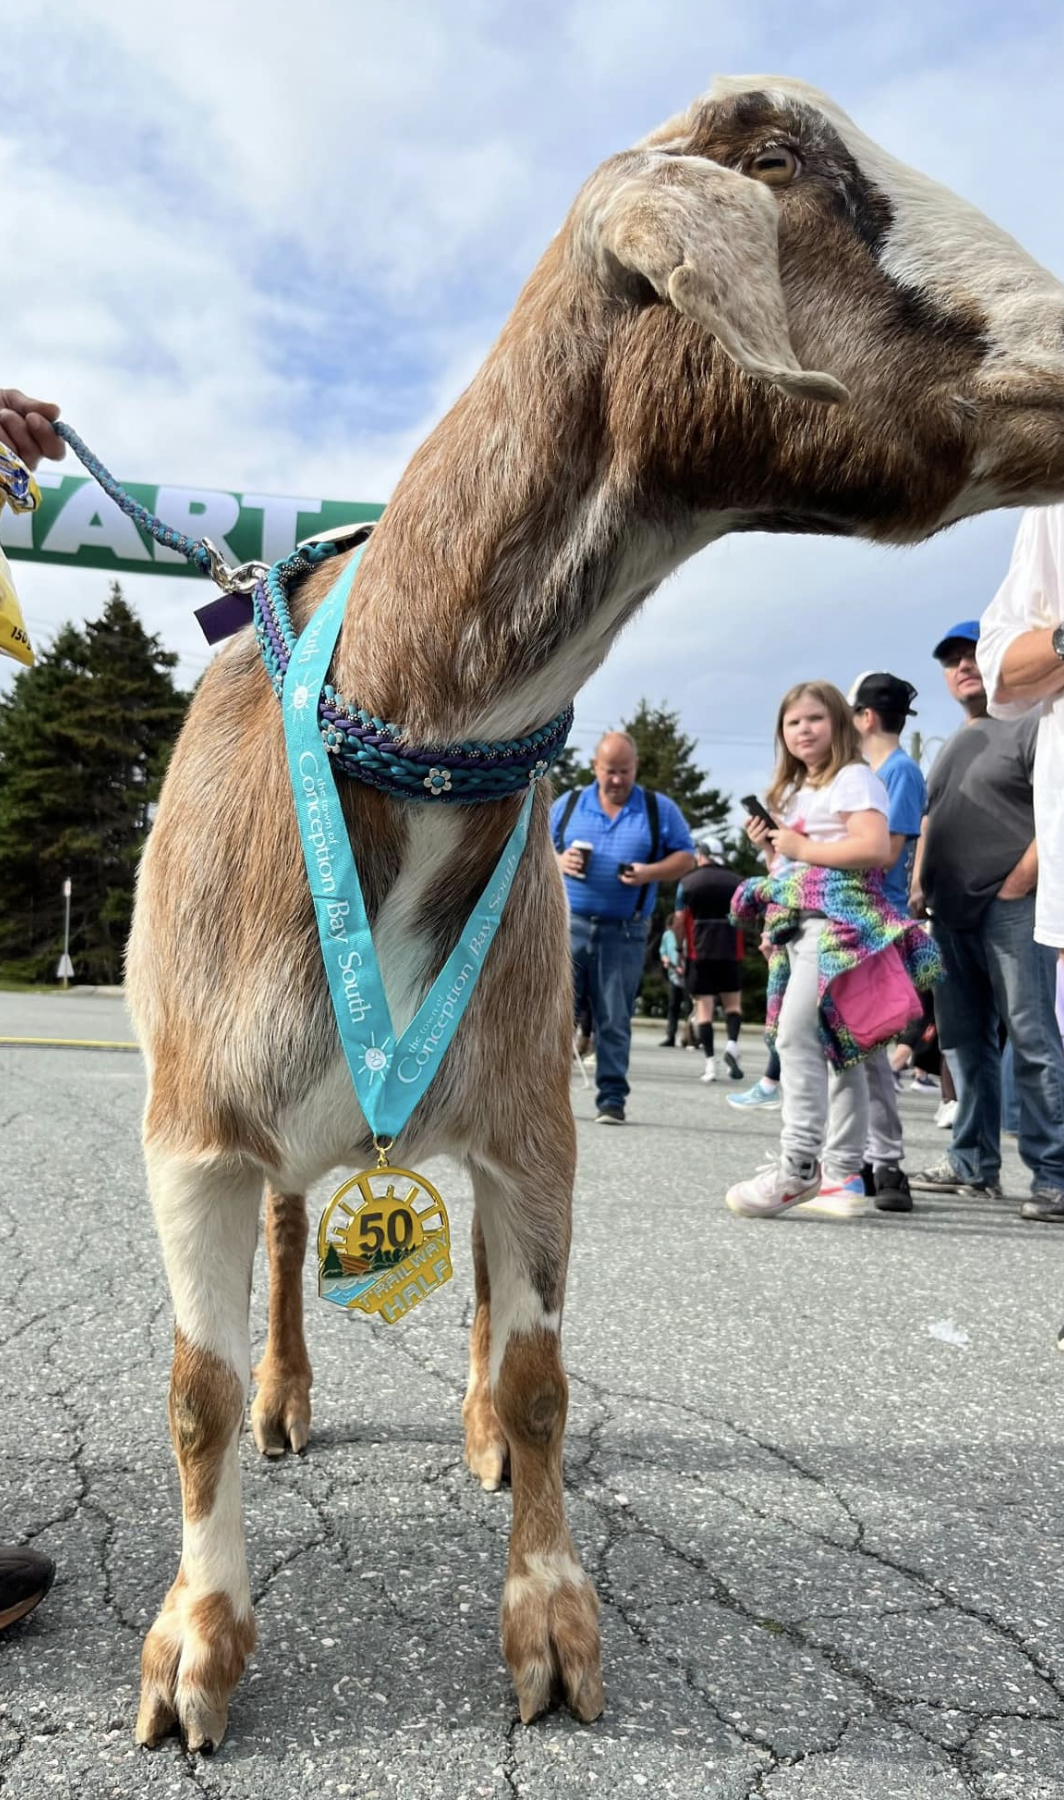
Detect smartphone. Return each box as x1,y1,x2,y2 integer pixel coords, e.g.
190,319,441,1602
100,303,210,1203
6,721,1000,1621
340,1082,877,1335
741,795,778,834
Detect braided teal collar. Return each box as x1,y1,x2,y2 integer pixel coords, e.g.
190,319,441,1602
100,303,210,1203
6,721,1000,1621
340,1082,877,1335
254,537,572,804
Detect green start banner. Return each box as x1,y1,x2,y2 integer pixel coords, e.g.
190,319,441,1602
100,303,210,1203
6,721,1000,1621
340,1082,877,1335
0,471,384,578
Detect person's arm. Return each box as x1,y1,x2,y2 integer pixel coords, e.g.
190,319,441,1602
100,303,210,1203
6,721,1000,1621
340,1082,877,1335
995,629,1064,705
909,816,929,918
979,509,1063,715
771,809,890,872
623,799,696,887
886,832,907,872
622,848,696,887
997,838,1039,900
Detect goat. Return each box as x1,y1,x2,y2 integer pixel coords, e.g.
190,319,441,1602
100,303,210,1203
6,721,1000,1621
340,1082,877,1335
126,75,1064,1751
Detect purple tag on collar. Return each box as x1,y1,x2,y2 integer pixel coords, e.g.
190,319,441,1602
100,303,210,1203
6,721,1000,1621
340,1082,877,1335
194,590,256,644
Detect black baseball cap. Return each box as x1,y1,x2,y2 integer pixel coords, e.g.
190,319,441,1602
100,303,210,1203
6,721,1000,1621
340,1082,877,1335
848,671,918,717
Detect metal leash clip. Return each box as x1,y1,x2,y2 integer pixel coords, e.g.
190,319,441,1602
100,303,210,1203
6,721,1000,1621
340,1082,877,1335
200,537,269,595
296,520,376,554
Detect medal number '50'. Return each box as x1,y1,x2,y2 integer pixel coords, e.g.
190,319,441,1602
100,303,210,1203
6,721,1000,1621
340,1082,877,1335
359,1209,414,1256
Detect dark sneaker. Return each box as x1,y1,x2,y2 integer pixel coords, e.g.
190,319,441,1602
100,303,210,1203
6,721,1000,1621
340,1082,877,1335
659,1037,676,1048
0,1546,55,1632
860,1161,875,1196
910,1156,963,1192
723,1044,744,1081
1021,1187,1064,1223
874,1166,913,1213
596,1107,625,1126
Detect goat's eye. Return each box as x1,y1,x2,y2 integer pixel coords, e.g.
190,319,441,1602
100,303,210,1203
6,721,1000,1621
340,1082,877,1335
748,147,800,187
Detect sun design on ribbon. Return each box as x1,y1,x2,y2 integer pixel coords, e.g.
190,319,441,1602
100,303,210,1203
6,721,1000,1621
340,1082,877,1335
357,1035,393,1084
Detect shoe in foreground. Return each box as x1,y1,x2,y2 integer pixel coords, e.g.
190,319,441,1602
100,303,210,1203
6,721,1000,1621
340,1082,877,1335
873,1166,914,1213
727,1078,782,1111
0,1546,55,1632
723,1044,743,1081
910,1156,1002,1198
596,1106,625,1125
795,1174,869,1219
1021,1186,1064,1223
726,1159,821,1218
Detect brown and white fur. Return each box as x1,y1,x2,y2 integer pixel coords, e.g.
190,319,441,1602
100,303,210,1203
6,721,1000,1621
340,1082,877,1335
127,75,1064,1750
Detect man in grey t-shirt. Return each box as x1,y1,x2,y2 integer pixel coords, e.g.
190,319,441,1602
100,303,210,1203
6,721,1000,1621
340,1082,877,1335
911,619,1064,1216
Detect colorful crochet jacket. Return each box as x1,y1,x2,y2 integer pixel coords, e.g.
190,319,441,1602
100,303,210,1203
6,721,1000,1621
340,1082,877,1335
731,863,942,1069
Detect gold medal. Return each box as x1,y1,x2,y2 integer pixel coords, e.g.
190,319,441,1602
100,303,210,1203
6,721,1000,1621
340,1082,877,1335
317,1142,452,1323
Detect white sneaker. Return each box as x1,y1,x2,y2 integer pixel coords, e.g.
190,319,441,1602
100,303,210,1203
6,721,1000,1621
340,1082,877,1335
725,1158,822,1218
723,1044,743,1081
700,1058,718,1084
935,1099,957,1129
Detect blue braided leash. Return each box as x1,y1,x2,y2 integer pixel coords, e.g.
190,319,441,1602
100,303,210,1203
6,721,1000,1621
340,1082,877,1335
55,423,572,803
56,422,214,572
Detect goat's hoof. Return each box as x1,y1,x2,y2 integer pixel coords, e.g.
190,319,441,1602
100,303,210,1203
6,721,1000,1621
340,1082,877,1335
136,1580,254,1753
466,1438,509,1492
502,1554,603,1725
462,1393,509,1492
250,1370,312,1457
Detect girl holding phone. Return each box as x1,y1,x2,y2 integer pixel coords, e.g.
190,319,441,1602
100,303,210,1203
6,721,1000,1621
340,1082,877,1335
726,681,936,1218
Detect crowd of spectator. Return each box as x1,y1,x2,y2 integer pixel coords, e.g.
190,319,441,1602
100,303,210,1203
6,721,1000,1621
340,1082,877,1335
552,505,1064,1229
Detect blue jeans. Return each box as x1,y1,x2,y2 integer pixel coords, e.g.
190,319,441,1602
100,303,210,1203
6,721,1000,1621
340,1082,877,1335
933,896,1064,1192
570,914,649,1111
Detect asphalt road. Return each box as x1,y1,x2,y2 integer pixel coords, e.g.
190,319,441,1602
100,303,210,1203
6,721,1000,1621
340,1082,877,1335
5,995,1064,1798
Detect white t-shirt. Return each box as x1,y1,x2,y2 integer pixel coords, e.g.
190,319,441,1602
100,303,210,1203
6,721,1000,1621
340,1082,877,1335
978,505,1064,948
783,763,889,844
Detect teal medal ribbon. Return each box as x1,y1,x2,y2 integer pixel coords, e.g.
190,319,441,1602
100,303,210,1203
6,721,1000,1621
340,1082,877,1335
282,548,536,1144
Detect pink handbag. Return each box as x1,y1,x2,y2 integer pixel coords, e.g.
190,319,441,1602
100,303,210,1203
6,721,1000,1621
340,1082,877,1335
830,944,923,1051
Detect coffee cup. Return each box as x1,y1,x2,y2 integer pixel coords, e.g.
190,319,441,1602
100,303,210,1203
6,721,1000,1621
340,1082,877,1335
570,840,593,878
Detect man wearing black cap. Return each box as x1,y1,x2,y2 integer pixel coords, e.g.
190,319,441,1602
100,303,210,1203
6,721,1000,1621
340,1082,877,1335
909,621,1064,1215
849,671,927,1212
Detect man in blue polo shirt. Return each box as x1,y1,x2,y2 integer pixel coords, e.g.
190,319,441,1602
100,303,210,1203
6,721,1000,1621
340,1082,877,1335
551,731,695,1124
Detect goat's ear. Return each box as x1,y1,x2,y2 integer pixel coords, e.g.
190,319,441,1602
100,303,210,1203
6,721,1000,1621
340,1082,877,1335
593,153,849,406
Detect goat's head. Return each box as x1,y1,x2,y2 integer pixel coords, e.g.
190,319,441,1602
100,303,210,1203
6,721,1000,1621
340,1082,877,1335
571,76,1064,544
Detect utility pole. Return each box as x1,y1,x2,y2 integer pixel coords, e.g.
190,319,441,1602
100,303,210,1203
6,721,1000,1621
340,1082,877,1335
57,877,74,988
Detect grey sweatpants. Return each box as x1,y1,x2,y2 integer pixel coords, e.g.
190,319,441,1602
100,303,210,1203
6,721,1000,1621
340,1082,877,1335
864,1045,905,1168
777,917,869,1180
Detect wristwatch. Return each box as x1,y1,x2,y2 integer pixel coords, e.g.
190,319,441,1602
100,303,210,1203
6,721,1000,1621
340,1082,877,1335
1054,622,1064,661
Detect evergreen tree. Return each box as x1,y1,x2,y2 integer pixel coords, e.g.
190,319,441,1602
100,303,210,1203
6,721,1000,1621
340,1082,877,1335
0,584,188,983
621,700,729,833
545,740,591,796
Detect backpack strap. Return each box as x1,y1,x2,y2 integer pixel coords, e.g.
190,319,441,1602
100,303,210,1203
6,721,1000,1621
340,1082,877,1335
633,788,661,916
552,789,580,852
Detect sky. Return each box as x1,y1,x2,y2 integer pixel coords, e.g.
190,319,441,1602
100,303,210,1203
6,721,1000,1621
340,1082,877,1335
4,0,1064,818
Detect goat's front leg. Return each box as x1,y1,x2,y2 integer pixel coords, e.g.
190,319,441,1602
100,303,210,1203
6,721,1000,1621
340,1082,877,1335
471,1145,603,1725
461,1207,509,1491
251,1187,312,1456
136,1151,261,1753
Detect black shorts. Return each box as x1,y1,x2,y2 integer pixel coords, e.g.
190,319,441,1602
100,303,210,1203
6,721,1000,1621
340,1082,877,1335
687,957,742,998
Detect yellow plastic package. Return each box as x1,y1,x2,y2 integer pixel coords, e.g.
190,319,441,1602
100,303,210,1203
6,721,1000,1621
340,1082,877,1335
0,442,40,666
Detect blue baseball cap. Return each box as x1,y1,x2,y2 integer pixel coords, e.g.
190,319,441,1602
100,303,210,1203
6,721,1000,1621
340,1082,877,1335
932,619,980,661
